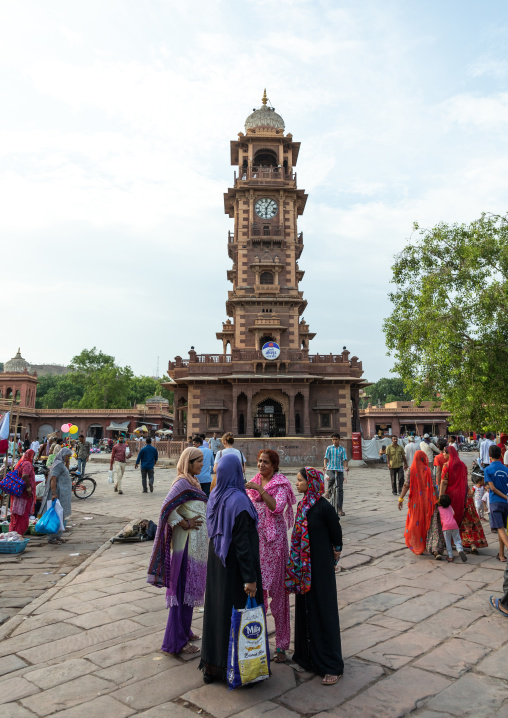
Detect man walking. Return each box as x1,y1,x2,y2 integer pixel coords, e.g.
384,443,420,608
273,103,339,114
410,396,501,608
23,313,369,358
209,432,222,459
76,435,90,476
404,436,419,467
386,435,407,495
135,437,158,493
420,434,440,466
480,432,496,469
192,434,214,496
323,433,348,516
110,436,128,495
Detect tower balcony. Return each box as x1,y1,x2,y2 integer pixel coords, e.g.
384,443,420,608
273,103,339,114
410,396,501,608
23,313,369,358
234,166,296,187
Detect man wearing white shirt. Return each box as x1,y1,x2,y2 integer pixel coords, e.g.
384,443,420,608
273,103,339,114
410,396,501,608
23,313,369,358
420,434,440,465
480,433,495,468
404,437,419,466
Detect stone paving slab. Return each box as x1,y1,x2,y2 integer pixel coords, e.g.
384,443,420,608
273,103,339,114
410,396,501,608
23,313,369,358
2,460,508,717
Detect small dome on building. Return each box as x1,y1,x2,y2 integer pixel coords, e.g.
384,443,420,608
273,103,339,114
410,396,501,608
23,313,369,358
4,348,31,373
245,89,285,132
146,395,169,405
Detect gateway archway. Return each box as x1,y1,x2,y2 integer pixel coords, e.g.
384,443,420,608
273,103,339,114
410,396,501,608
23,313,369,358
254,397,286,438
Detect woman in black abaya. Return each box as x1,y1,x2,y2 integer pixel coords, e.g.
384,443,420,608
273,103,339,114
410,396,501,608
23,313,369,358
199,453,263,684
285,467,343,685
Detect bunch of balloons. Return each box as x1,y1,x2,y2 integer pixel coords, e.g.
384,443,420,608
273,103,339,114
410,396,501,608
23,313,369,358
61,423,79,434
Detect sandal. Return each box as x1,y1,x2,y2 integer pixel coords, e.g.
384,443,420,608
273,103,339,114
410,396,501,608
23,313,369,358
322,674,342,686
338,510,345,517
189,633,201,641
447,557,453,563
471,547,479,555
273,649,286,663
181,643,200,654
434,553,442,560
497,556,507,562
490,596,508,617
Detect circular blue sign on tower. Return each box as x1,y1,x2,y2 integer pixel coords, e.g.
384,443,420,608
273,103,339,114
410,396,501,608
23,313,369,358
261,341,281,360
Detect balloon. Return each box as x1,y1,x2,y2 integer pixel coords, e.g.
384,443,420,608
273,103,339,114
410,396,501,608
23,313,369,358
61,424,70,433
69,425,78,434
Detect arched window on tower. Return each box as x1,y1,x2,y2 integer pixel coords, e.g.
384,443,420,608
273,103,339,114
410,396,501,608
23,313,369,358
254,150,277,167
260,335,276,350
260,271,274,285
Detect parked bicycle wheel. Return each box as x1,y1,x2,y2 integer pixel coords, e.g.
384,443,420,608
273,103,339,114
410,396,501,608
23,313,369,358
73,478,96,499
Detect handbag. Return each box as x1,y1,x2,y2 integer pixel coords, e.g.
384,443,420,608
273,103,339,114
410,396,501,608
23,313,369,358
0,470,25,497
227,595,270,690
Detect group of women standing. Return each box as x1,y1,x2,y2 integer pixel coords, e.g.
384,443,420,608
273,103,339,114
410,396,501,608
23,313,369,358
147,447,344,687
399,445,487,557
8,443,73,544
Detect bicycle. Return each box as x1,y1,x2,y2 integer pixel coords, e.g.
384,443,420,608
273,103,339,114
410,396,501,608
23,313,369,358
72,476,96,499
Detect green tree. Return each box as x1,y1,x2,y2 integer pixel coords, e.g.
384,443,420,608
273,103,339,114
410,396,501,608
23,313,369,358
128,376,174,406
35,374,84,409
383,212,508,432
362,377,411,407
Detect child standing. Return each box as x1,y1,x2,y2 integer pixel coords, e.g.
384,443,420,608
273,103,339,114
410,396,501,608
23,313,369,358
438,494,467,563
473,476,486,520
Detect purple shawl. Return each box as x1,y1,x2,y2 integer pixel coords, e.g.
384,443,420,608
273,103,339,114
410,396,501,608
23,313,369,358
147,478,207,588
206,453,258,566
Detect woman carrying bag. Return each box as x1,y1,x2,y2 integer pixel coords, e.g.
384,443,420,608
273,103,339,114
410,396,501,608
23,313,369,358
199,453,262,684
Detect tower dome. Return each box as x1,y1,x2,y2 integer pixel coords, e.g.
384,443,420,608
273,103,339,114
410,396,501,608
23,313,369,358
245,90,285,133
4,348,31,373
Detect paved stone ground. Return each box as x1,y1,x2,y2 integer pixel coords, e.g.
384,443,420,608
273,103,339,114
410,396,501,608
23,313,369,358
1,460,508,718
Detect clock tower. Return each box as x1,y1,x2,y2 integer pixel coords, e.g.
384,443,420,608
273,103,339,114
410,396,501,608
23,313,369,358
217,90,315,354
168,92,366,461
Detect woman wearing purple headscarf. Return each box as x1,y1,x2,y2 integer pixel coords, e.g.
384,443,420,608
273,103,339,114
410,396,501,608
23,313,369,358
199,453,263,684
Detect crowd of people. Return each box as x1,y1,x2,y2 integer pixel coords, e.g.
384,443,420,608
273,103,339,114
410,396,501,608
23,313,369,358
147,436,345,687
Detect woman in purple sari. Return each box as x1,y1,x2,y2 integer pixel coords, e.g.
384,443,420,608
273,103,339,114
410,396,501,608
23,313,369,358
147,447,208,655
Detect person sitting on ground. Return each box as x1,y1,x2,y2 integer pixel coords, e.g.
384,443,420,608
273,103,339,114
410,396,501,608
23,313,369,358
379,444,387,464
438,494,467,563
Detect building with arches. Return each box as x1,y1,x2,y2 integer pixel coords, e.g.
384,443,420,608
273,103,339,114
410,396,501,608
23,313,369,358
0,349,173,441
168,93,367,463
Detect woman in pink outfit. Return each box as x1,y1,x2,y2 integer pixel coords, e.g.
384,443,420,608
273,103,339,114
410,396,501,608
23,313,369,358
246,449,295,663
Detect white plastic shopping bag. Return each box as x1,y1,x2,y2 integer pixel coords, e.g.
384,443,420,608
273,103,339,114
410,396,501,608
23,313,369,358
125,446,131,458
47,498,65,533
227,595,270,690
108,470,114,484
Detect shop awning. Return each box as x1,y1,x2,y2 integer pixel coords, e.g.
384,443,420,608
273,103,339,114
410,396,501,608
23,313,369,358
106,421,131,431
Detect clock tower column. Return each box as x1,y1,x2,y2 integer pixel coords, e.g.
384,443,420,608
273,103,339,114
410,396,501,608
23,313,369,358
218,90,315,353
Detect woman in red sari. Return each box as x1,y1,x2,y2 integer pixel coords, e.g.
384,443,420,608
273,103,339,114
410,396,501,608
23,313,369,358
9,449,36,536
398,450,436,554
440,445,487,554
497,433,508,461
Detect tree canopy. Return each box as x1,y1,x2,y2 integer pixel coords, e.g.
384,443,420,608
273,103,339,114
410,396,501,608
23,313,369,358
35,347,173,410
361,377,411,408
383,212,508,431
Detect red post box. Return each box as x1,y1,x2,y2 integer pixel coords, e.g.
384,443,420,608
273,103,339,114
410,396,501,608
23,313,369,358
351,432,362,460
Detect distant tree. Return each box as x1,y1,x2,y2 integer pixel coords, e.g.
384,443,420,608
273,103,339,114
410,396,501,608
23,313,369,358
384,212,508,431
128,376,174,406
361,377,411,408
35,374,84,409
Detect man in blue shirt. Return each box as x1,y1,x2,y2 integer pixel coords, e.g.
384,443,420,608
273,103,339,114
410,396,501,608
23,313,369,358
323,433,348,516
192,434,214,497
135,437,159,493
485,444,508,561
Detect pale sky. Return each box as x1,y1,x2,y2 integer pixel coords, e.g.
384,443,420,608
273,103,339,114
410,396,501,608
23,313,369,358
3,0,508,381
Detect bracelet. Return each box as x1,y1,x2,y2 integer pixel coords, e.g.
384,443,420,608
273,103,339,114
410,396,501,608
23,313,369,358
398,497,404,503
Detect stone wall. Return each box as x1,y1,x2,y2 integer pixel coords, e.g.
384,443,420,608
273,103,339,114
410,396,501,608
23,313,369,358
230,437,352,468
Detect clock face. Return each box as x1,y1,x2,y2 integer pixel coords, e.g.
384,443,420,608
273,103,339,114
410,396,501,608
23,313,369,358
255,198,278,219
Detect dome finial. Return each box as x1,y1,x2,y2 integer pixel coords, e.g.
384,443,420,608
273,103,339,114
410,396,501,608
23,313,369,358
262,88,268,106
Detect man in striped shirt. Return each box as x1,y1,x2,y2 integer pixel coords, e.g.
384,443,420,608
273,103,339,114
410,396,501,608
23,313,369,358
324,433,348,516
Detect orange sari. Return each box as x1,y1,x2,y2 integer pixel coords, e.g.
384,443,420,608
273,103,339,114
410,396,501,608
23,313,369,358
404,450,436,555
